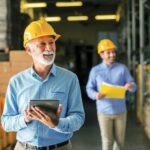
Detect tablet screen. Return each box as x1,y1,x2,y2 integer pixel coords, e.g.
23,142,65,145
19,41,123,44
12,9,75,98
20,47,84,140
29,99,59,114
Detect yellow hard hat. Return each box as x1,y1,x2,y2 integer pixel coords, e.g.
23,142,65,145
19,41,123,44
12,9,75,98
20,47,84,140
23,19,61,47
97,39,117,54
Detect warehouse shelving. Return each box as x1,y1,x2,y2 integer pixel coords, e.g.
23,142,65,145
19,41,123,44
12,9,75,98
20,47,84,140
123,0,150,125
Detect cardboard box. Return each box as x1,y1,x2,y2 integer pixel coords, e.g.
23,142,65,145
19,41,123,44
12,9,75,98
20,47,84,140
0,84,7,95
8,132,16,145
0,72,12,84
11,66,29,75
0,96,5,113
10,62,32,68
10,51,32,62
144,65,150,72
1,128,8,149
0,62,11,73
0,127,3,150
145,86,150,92
0,96,5,111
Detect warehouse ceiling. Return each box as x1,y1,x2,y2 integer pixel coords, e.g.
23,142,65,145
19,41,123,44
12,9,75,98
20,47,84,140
22,0,124,23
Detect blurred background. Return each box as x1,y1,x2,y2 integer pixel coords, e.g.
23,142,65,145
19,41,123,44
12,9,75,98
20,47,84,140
0,0,150,149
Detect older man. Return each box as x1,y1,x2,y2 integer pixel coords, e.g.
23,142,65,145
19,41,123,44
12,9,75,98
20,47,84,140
1,19,85,150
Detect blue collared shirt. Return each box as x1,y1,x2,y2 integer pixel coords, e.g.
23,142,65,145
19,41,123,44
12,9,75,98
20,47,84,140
1,64,85,147
86,62,136,115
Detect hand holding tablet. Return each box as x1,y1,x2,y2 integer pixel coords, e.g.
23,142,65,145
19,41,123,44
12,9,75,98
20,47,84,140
28,99,61,127
29,99,60,114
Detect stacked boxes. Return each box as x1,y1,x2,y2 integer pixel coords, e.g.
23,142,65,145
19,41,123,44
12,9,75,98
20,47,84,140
0,62,12,94
136,64,150,139
144,102,150,139
0,50,32,149
0,96,4,150
10,51,32,74
0,96,14,150
0,96,16,150
143,65,150,140
0,51,32,95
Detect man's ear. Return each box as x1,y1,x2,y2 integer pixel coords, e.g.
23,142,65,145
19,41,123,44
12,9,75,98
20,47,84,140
99,52,104,59
25,45,32,56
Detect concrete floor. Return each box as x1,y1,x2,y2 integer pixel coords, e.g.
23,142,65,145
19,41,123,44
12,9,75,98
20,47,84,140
72,99,150,150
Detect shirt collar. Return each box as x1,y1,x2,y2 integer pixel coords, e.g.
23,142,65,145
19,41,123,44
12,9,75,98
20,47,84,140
50,63,56,76
101,61,116,69
30,63,57,79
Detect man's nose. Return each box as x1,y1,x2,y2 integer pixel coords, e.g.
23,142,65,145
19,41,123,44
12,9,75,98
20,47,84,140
45,43,52,50
110,52,115,56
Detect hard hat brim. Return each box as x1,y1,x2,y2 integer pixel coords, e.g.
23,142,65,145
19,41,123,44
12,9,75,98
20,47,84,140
24,33,61,47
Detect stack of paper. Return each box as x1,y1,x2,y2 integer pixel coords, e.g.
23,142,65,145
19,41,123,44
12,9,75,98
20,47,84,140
100,82,126,99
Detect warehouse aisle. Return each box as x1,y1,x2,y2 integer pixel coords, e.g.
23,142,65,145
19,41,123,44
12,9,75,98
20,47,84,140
72,99,150,150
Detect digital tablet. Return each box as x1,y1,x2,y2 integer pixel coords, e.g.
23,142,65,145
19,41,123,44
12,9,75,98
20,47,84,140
29,99,59,114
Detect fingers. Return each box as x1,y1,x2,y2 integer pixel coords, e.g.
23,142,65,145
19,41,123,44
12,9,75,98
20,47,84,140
32,106,59,127
31,106,49,121
96,93,100,100
101,94,106,98
96,93,106,100
25,104,62,128
124,83,133,90
24,109,32,123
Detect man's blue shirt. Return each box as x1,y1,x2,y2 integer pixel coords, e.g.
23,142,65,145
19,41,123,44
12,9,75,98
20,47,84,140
1,64,85,147
86,62,136,115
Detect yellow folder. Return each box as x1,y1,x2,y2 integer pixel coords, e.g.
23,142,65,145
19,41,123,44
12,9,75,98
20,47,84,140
100,82,126,99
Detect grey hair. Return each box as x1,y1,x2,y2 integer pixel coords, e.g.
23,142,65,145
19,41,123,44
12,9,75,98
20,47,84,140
26,41,36,50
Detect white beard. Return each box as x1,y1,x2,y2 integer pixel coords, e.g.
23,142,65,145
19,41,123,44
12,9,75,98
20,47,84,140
32,50,55,66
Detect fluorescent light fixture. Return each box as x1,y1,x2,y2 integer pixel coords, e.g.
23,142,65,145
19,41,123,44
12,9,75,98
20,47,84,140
56,1,83,7
24,3,47,8
95,15,116,20
45,17,61,22
67,16,88,21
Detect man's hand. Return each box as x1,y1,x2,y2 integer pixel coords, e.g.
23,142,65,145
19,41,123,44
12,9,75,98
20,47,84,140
96,93,106,100
24,104,62,128
124,82,133,90
24,109,33,123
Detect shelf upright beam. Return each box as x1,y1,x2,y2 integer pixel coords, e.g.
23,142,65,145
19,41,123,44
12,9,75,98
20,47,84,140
131,0,137,77
127,0,132,70
139,0,145,106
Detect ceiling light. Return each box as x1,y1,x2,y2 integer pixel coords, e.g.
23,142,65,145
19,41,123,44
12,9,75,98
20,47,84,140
24,3,47,8
45,17,61,22
56,1,83,7
95,15,116,20
67,16,88,21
